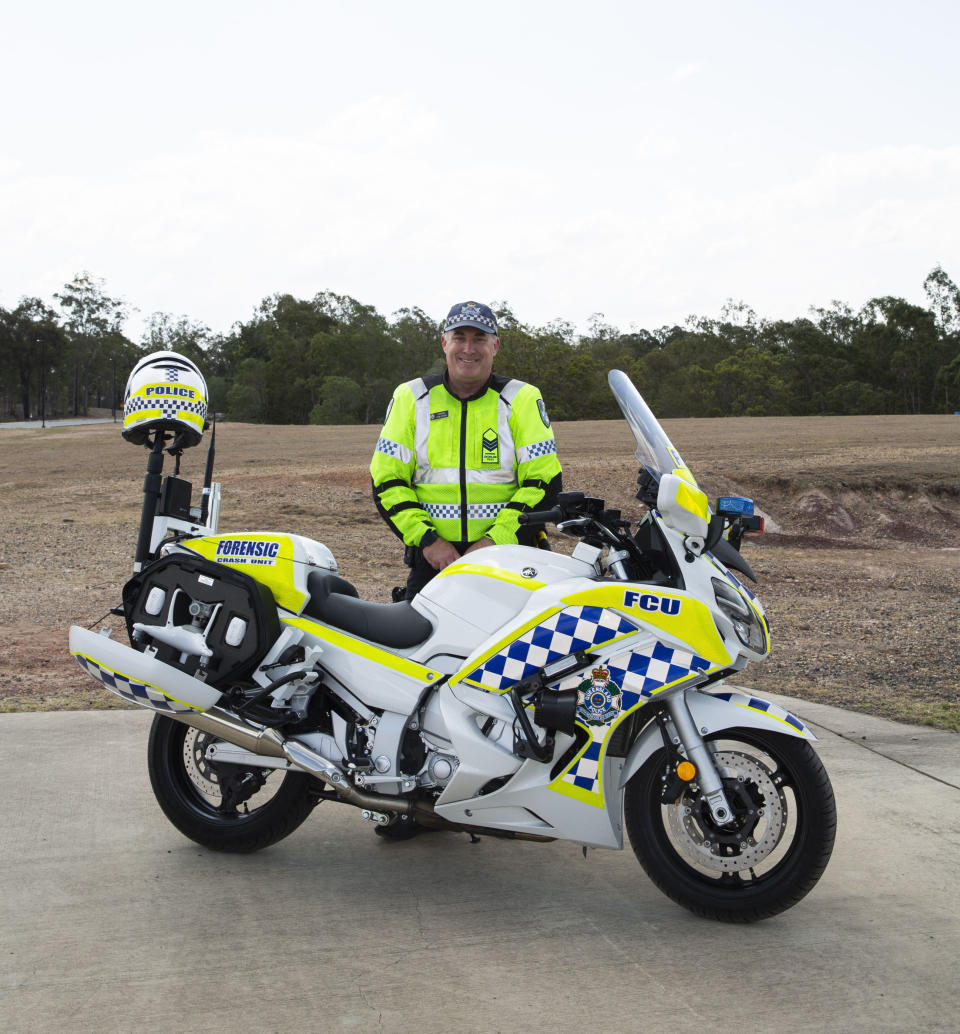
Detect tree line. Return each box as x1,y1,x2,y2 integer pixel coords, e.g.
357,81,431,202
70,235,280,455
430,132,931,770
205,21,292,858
3,268,959,425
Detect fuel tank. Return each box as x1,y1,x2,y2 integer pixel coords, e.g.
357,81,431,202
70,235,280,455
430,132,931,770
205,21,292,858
417,545,597,634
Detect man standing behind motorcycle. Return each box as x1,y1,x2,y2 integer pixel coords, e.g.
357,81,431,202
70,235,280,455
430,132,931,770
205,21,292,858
371,300,563,601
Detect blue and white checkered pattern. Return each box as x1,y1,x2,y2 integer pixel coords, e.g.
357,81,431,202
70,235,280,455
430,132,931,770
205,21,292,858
74,653,197,713
423,501,459,520
556,641,712,795
518,439,557,463
444,301,498,334
125,395,206,421
467,502,507,519
464,606,637,691
423,501,507,520
564,739,603,791
608,640,711,700
710,690,807,734
375,437,405,459
164,366,180,382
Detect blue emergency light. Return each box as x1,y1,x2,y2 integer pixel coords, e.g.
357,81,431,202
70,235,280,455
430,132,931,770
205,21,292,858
716,496,755,517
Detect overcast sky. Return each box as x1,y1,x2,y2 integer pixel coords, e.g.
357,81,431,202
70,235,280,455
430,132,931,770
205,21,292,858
3,0,958,339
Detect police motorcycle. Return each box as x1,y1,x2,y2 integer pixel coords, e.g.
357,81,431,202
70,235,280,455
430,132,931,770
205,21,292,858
69,351,836,922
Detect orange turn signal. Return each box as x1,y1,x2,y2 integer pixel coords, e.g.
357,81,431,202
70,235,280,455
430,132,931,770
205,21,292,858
676,761,696,782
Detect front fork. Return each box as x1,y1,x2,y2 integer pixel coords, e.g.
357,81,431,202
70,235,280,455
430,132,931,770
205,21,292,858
663,690,735,827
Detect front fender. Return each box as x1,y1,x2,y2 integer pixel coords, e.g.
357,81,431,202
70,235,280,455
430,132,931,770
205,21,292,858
618,688,815,789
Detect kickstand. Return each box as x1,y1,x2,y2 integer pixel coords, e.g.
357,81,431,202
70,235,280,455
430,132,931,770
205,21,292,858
468,833,481,844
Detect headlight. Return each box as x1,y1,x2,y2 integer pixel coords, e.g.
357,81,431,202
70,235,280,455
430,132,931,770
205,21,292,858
712,578,767,652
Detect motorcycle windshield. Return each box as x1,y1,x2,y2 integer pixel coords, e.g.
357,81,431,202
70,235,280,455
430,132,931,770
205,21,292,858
607,369,698,487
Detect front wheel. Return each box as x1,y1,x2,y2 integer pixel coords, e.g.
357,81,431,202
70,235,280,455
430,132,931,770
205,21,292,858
624,728,836,922
147,714,318,853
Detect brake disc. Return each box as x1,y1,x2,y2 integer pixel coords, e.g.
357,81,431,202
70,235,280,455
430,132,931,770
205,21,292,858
666,749,787,873
183,729,222,798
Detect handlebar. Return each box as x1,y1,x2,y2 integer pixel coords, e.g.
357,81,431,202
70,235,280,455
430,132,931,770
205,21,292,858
517,492,604,528
517,507,564,527
519,492,657,582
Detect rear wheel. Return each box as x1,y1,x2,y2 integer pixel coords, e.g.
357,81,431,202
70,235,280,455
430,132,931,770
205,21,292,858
147,714,318,852
625,728,836,921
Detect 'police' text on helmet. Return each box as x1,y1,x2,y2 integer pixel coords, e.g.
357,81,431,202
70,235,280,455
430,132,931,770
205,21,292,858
122,351,208,449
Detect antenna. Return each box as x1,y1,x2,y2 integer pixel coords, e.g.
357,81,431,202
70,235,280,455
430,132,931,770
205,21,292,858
200,413,216,525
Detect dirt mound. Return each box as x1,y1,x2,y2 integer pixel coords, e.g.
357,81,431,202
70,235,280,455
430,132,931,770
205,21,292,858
685,473,960,550
769,484,959,548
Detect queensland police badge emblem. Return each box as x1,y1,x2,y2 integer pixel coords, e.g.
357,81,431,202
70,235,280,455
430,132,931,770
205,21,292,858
576,666,621,726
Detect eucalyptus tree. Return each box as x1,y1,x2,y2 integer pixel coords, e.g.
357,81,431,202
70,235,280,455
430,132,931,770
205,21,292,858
54,272,130,416
0,298,66,420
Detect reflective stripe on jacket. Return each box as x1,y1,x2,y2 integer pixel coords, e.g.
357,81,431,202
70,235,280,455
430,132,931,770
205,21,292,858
370,373,562,546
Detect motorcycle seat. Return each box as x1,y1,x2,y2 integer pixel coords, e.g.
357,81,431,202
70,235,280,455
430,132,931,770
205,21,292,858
303,572,433,649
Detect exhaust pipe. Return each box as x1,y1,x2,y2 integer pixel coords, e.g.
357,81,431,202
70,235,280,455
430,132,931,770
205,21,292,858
171,708,553,840
168,705,416,815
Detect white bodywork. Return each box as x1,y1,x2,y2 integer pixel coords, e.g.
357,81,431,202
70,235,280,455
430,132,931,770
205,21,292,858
70,533,811,850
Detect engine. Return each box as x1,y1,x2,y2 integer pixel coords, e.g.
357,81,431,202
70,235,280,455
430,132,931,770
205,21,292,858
411,693,460,792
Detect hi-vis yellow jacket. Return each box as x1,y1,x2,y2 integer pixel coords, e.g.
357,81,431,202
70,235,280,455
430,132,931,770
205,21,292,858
370,373,562,548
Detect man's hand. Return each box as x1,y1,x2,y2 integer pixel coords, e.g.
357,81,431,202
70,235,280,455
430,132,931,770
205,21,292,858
463,537,494,555
422,537,461,571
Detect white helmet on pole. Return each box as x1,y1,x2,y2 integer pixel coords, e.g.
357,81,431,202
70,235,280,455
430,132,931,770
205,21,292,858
122,351,208,448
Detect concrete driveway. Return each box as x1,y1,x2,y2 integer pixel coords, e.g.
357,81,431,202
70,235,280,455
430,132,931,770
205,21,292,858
2,695,958,1034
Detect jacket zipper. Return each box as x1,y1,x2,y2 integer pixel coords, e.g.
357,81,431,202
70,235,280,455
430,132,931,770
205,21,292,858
458,397,468,543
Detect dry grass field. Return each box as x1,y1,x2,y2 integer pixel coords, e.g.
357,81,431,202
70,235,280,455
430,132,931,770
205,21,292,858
1,411,958,728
